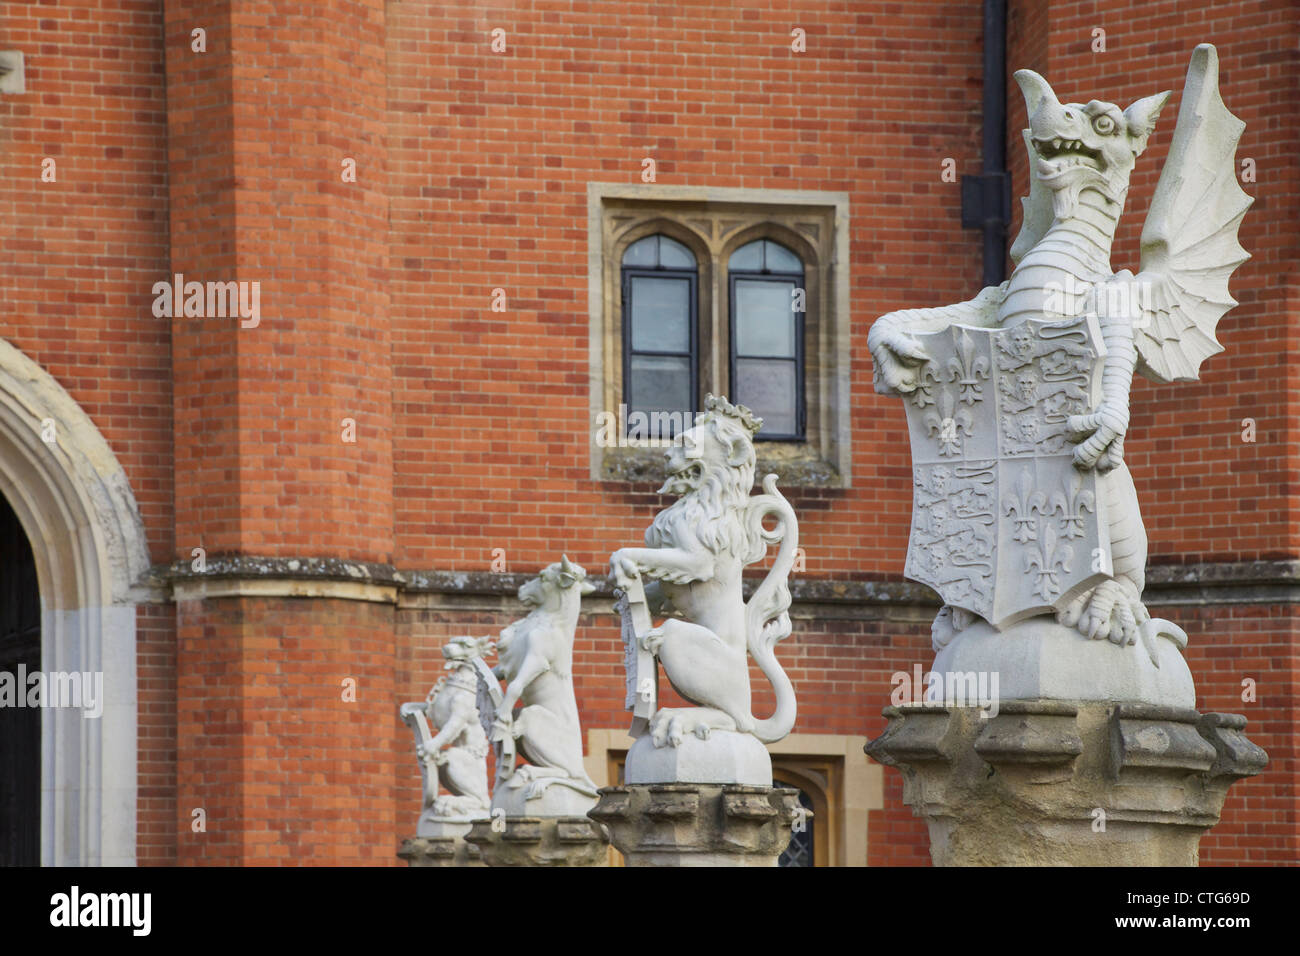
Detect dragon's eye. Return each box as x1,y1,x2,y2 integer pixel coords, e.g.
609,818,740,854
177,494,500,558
1093,114,1116,135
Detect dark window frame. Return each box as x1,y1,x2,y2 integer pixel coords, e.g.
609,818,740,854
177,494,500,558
620,235,700,439
727,240,806,441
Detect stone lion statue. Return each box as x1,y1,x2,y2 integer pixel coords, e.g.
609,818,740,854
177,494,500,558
610,394,800,748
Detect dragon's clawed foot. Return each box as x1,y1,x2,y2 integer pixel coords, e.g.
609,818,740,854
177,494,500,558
1068,405,1129,471
1057,580,1149,645
869,325,930,395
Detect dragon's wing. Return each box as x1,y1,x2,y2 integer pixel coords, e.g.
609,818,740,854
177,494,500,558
1135,44,1252,384
1010,129,1055,265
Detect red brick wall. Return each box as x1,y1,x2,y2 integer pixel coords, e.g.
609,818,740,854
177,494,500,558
165,0,394,561
1175,602,1298,865
385,0,989,574
177,597,398,865
137,602,179,866
0,0,1293,867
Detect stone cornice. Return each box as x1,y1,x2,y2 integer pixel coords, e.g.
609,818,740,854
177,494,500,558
143,557,1300,609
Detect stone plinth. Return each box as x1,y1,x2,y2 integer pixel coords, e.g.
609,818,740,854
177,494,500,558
589,783,805,867
625,731,773,786
865,701,1267,866
491,780,597,818
932,617,1196,708
398,829,485,867
464,817,609,867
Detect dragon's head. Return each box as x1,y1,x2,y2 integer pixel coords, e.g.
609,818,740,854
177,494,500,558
1015,69,1169,219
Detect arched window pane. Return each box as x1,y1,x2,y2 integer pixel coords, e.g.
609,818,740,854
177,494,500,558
622,236,657,267
728,239,803,274
622,234,697,270
765,241,802,273
729,240,763,271
657,235,695,269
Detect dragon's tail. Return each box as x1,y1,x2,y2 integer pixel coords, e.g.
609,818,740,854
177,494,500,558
743,474,799,743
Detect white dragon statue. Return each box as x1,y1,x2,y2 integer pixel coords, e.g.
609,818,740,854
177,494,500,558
868,44,1251,654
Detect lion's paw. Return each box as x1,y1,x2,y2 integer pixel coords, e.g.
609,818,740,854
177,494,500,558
641,627,665,656
649,708,736,747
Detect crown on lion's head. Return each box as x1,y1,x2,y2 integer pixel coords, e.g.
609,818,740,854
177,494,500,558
648,394,761,556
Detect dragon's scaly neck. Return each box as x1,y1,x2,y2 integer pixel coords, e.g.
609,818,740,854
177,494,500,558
1000,186,1125,326
1039,186,1123,270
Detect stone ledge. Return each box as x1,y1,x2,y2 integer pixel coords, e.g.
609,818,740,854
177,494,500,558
464,816,609,867
141,558,1300,608
599,444,845,488
397,834,484,868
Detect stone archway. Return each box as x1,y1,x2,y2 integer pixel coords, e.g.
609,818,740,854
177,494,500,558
0,337,151,865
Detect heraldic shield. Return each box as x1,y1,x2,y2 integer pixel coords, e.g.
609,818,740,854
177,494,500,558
902,313,1113,630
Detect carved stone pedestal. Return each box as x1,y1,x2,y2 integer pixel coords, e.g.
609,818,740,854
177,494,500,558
865,701,1267,866
464,816,609,867
398,827,485,867
397,820,484,867
589,783,805,867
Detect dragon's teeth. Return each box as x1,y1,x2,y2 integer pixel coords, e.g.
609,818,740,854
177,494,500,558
1053,139,1062,149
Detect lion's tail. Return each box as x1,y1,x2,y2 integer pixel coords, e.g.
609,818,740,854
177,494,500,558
744,474,799,744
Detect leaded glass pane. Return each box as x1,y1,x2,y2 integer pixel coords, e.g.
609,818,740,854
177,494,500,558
657,235,695,269
764,240,802,273
630,276,690,352
735,358,796,435
728,239,763,271
629,354,692,439
622,235,657,267
734,279,796,357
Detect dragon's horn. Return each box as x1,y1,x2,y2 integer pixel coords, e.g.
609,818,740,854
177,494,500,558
1124,90,1171,154
1014,69,1058,114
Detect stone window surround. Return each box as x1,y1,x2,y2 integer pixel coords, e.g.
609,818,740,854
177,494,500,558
587,183,853,488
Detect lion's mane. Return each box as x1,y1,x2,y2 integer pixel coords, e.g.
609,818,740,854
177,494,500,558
645,413,758,557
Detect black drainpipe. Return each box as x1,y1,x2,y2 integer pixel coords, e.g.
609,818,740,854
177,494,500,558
961,0,1011,286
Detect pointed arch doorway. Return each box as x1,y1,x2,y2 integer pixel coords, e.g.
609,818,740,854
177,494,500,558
0,338,152,865
0,492,41,864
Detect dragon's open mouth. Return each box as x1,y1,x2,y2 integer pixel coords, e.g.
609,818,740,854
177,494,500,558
1032,137,1103,172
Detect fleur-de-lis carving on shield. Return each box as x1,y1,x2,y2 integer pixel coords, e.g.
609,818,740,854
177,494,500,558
1025,523,1073,603
945,328,990,405
910,363,939,408
1050,477,1096,540
1003,467,1047,544
923,388,972,457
